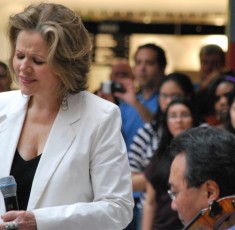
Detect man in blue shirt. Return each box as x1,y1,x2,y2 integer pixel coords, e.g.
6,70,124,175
115,43,167,152
115,43,167,230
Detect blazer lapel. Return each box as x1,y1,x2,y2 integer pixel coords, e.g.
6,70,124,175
27,93,82,210
0,95,28,178
0,110,26,177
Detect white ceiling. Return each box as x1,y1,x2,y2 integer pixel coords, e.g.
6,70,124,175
0,0,227,13
0,0,228,33
0,0,228,21
0,0,229,84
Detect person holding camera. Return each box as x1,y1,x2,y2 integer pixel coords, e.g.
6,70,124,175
96,58,134,105
116,44,167,230
116,43,167,153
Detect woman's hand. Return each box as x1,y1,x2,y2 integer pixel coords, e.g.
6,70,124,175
1,211,37,230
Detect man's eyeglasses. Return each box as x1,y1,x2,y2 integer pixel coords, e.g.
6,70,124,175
168,186,199,201
168,190,177,201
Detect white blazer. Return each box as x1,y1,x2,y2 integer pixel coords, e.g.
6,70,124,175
0,90,134,230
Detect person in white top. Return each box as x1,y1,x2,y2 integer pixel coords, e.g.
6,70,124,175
0,3,133,230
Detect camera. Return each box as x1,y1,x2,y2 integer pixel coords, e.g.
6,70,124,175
101,81,126,94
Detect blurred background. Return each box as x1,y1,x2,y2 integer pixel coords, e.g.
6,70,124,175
0,0,228,91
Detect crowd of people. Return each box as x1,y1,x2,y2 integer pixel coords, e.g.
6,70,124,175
96,39,235,229
0,2,234,230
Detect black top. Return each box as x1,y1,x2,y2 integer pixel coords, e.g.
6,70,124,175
10,150,41,210
145,159,183,230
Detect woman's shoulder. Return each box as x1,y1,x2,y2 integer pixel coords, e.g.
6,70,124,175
82,91,119,109
0,90,22,104
0,90,24,118
138,122,156,137
131,122,156,150
72,91,120,119
0,89,21,97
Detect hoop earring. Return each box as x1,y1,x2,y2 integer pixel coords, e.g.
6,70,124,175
61,93,68,111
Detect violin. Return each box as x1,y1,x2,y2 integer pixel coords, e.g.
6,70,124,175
182,195,235,230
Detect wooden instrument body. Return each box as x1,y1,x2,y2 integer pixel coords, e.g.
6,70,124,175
183,196,235,230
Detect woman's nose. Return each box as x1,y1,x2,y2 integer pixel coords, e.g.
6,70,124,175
19,61,32,73
175,116,183,122
219,96,228,105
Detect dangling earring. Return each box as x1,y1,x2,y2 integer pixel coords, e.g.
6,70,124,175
21,92,29,98
61,92,68,111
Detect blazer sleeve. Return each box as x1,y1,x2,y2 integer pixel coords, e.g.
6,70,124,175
32,105,134,230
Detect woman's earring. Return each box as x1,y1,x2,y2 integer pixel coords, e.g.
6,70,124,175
61,93,68,111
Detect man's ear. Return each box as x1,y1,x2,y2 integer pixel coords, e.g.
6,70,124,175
205,180,220,202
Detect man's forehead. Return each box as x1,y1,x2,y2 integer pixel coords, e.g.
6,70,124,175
176,153,186,162
169,153,187,186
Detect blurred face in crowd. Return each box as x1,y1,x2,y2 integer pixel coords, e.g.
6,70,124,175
134,48,164,89
229,100,235,129
168,153,210,226
110,61,134,83
159,80,185,112
214,81,235,121
0,65,11,92
167,104,193,137
200,53,224,82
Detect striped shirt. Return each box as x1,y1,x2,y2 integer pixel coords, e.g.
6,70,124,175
128,122,160,208
129,122,159,172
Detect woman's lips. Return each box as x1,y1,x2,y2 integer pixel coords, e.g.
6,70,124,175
19,76,36,84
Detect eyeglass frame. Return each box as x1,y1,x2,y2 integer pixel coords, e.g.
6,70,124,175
159,93,184,100
167,113,192,121
168,189,179,201
168,184,203,201
168,188,192,201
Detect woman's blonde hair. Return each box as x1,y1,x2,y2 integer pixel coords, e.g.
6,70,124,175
8,3,92,97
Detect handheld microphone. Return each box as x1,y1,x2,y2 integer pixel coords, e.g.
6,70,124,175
0,176,19,211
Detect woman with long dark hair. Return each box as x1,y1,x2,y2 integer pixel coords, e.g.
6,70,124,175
142,98,202,230
224,89,235,134
129,72,197,228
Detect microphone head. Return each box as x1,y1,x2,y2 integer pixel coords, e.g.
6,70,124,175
0,176,17,198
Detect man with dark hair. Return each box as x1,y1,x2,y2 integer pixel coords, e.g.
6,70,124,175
0,61,12,92
168,126,235,229
135,43,167,78
116,43,167,152
195,45,231,125
199,44,225,89
117,43,167,230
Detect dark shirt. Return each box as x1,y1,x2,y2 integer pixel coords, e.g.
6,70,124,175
145,159,183,230
10,150,41,210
